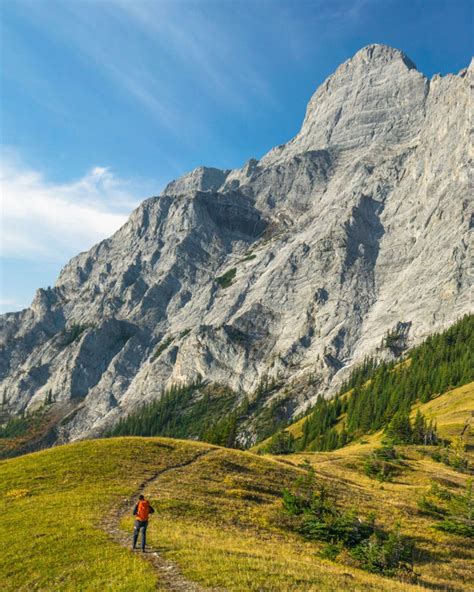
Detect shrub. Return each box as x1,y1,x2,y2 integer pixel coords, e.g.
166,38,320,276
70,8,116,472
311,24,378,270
430,439,469,472
364,445,403,482
319,542,343,560
436,478,474,538
418,479,474,538
216,268,237,288
350,523,415,577
281,471,416,579
282,469,317,516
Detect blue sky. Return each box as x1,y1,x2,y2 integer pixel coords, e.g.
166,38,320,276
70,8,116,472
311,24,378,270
1,0,472,313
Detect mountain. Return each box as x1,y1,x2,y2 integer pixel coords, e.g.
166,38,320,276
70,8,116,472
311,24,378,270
0,44,471,445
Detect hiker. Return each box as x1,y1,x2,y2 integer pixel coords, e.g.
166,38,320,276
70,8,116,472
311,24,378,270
132,494,155,552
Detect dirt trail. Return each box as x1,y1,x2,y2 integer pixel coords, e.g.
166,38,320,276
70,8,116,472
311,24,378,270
101,447,221,592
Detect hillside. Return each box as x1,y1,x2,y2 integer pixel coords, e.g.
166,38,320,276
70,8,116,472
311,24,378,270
0,44,471,445
257,381,474,454
412,382,474,444
98,314,473,457
254,314,473,455
1,435,473,591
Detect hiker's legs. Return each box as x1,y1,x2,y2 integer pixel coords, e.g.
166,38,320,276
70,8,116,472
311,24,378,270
141,522,148,551
132,521,141,549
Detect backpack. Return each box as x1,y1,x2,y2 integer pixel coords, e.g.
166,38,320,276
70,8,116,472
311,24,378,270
136,499,150,521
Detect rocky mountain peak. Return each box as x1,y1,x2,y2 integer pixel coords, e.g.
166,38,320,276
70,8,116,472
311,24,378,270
0,46,470,446
262,45,428,165
162,166,230,196
350,43,418,71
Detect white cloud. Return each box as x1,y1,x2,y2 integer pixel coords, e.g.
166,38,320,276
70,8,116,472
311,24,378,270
0,153,150,263
0,298,25,310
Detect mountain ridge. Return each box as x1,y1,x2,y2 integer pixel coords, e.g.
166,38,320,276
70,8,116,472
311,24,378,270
0,44,471,445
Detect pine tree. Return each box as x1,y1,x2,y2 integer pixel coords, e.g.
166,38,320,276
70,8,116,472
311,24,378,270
412,410,426,444
266,430,295,454
385,410,412,444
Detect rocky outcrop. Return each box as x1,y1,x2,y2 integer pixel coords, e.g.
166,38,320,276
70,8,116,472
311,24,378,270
0,45,471,443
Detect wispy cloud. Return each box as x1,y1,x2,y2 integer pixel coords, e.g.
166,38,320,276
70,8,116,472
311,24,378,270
113,0,276,110
0,298,25,311
0,151,145,263
7,2,223,151
9,0,278,153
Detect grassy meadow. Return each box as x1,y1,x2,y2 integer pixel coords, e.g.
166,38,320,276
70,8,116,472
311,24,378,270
1,425,473,591
0,438,212,591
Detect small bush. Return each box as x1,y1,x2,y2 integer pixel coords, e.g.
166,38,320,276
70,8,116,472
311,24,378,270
436,519,474,538
216,268,237,288
418,479,474,538
430,441,469,472
350,523,415,577
151,337,174,361
364,445,403,482
319,542,343,560
417,495,444,518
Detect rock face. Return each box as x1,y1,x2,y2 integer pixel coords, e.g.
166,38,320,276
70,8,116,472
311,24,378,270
0,45,471,443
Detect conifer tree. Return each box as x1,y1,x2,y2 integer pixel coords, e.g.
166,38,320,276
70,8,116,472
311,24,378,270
385,410,412,444
412,410,426,444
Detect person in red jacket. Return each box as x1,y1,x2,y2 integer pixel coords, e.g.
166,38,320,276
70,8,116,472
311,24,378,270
132,494,155,552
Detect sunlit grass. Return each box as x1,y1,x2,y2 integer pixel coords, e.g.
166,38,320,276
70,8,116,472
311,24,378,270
120,447,423,591
2,434,473,591
413,381,474,443
0,437,207,591
280,439,474,590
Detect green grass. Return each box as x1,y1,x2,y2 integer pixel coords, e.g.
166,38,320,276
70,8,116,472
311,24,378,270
2,436,473,591
0,438,207,591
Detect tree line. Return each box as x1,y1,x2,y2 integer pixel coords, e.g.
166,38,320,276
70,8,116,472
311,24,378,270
290,314,473,452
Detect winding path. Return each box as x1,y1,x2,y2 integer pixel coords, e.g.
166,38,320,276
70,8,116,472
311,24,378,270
101,448,220,592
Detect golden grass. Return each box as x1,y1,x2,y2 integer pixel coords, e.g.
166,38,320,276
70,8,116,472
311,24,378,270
127,447,427,591
2,435,473,591
278,440,474,591
412,381,474,443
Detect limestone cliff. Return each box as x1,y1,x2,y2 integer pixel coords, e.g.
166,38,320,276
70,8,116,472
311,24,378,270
0,45,471,444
